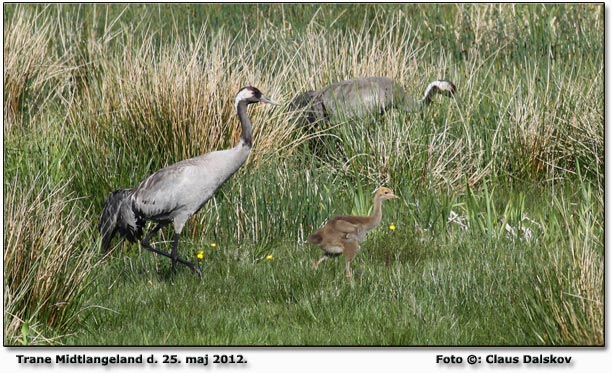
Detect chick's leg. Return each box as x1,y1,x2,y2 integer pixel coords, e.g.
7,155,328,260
313,255,329,271
343,240,359,280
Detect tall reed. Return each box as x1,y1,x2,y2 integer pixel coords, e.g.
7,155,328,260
4,177,96,345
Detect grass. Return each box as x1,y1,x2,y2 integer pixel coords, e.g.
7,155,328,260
60,180,601,346
4,176,96,344
3,3,603,346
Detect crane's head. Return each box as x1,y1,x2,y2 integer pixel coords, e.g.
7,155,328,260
374,187,399,201
235,86,279,110
430,80,457,97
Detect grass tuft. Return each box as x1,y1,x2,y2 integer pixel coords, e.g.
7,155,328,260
4,176,96,345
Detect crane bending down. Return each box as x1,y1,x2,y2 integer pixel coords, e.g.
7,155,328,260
99,86,278,277
290,77,456,124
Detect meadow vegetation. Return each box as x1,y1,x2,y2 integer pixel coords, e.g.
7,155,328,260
3,3,603,345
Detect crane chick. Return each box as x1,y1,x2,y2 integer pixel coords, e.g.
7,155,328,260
309,187,399,280
290,77,456,125
99,86,278,277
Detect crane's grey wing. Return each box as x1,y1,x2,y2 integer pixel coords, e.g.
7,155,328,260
132,147,249,221
320,77,399,119
132,164,191,221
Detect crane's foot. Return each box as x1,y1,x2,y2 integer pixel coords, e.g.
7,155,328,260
191,263,203,278
140,241,202,277
172,258,201,278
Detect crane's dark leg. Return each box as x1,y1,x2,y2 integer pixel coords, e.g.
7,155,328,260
170,233,179,273
141,222,168,248
170,233,202,277
169,229,202,277
139,223,202,277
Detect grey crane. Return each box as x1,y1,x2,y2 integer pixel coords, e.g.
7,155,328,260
99,86,278,276
290,77,456,124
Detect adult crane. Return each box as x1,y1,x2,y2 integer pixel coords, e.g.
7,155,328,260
290,77,456,125
99,86,278,276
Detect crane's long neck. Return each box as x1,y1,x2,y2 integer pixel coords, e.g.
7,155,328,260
421,81,441,107
236,101,253,148
398,89,426,114
366,196,384,231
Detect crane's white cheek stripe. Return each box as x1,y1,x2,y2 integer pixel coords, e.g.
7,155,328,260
437,81,454,92
234,89,255,109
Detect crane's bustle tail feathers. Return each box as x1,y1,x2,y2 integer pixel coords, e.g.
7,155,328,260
99,188,141,254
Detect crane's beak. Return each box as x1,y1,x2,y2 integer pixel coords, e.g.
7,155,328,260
260,95,279,106
442,81,456,97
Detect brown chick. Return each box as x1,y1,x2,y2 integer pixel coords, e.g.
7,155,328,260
308,187,399,280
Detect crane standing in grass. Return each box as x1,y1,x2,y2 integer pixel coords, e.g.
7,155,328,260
99,86,278,277
290,77,456,124
309,187,399,280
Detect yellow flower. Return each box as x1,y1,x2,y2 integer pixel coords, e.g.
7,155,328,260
196,250,204,260
210,242,217,248
389,223,396,231
265,255,274,261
